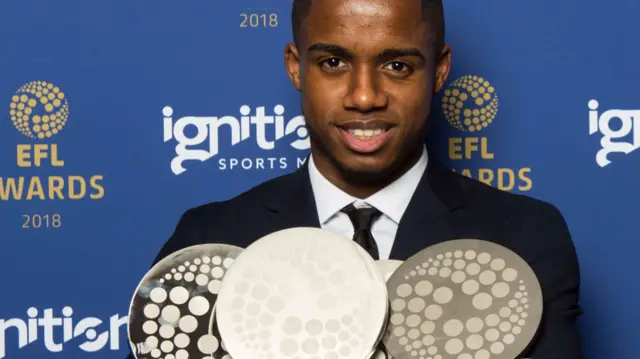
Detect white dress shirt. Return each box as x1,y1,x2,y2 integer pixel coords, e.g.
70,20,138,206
308,146,429,259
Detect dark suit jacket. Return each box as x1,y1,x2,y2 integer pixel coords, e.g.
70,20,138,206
126,159,582,359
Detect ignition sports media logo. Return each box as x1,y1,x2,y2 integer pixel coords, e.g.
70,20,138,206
163,104,310,175
588,99,639,167
0,307,127,358
442,75,499,133
441,75,532,192
9,81,69,139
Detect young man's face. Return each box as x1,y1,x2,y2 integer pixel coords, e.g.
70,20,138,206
286,0,451,177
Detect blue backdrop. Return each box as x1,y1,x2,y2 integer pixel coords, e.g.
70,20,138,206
1,0,638,358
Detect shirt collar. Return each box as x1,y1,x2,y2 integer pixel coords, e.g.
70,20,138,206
308,146,428,224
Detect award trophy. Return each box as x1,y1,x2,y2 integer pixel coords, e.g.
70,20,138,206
382,240,542,359
215,227,389,359
128,244,243,358
128,230,542,359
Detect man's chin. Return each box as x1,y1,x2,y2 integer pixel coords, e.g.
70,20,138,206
337,159,395,182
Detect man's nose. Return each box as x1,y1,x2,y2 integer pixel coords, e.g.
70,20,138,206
343,66,388,112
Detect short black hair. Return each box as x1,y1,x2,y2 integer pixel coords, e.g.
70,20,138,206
291,0,445,54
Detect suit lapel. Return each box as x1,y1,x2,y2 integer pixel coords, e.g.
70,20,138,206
263,158,321,230
390,160,468,260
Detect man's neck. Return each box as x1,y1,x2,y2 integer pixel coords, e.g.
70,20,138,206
310,146,424,199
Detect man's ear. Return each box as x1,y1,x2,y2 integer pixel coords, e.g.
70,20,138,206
284,43,302,91
433,44,452,93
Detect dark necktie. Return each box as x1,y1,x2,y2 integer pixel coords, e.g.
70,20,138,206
342,204,382,260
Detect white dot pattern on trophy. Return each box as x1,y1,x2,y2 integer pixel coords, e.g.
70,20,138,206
409,298,426,312
174,333,189,348
485,328,500,341
161,340,174,352
143,321,158,335
131,248,241,359
462,280,480,295
479,271,496,286
476,349,490,359
151,288,168,303
477,253,491,265
466,317,484,333
452,271,466,284
159,324,175,338
443,319,464,337
439,267,452,278
386,243,537,359
196,274,209,286
466,334,484,350
146,336,158,349
162,305,181,323
434,287,454,304
176,349,188,359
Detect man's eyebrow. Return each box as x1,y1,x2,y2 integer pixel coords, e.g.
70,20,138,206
308,43,353,59
378,48,426,61
307,43,425,61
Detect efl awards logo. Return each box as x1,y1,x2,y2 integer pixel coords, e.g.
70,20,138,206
588,99,639,167
442,75,532,191
2,81,105,225
163,105,310,175
10,81,69,139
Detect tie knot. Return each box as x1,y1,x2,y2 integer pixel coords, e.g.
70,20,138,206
342,204,382,231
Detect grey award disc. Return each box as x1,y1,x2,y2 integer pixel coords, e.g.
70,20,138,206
216,227,389,359
128,243,243,359
383,239,543,359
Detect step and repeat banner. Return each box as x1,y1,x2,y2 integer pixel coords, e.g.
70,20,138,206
0,0,637,358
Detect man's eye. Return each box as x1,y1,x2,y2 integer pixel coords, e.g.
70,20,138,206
321,58,346,69
385,61,411,73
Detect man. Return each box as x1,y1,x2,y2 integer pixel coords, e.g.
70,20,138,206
127,0,582,358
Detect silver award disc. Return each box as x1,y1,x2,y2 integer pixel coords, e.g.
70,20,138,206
128,243,243,359
215,227,389,359
384,239,543,359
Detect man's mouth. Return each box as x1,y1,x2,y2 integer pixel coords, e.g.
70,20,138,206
345,128,387,139
334,120,395,153
336,119,394,140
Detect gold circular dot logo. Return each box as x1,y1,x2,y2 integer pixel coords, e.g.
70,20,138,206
442,75,498,133
9,81,69,139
